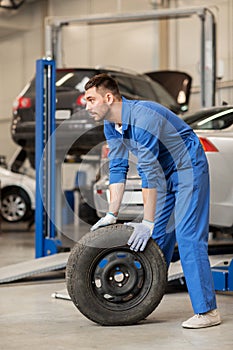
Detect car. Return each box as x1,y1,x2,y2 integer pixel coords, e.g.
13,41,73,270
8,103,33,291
11,67,181,167
184,105,233,232
93,105,233,233
93,144,142,221
0,151,35,223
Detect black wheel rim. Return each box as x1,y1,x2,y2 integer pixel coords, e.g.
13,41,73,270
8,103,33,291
90,248,153,311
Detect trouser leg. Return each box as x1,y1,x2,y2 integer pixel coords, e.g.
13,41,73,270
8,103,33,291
175,168,217,314
152,166,217,314
152,190,176,267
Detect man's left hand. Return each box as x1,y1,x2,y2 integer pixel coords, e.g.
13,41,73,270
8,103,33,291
125,220,154,252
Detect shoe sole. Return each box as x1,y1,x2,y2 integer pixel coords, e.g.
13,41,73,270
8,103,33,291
182,320,221,329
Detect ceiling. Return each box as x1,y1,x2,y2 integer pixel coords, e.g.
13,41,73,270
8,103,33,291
0,0,37,38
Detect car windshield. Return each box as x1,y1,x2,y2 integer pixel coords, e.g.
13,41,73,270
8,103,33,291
184,107,233,130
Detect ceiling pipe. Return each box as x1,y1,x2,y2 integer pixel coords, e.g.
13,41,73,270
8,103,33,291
44,6,216,107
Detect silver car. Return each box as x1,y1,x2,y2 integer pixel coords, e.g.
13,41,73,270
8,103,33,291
94,146,143,221
184,106,233,232
93,106,233,233
0,149,35,223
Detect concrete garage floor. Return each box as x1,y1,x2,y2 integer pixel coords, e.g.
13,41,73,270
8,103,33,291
0,221,233,350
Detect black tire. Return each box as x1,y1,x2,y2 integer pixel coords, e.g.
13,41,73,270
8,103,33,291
1,187,32,223
66,224,167,326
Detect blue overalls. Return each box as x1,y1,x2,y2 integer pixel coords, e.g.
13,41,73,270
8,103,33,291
104,97,217,314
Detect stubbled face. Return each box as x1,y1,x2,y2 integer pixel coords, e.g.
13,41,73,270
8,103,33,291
85,86,111,122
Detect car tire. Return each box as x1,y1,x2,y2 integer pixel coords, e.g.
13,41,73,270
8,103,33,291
66,224,167,326
1,187,32,223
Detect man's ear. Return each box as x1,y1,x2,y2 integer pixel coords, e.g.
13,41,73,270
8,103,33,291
105,92,114,105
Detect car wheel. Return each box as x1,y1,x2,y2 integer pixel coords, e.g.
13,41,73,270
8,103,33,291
66,224,167,326
1,187,32,223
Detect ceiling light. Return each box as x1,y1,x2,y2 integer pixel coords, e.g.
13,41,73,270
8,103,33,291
0,0,25,10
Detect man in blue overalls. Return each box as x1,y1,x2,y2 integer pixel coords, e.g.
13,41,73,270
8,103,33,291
84,74,221,329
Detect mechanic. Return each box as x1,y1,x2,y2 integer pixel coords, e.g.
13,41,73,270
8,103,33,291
84,73,221,329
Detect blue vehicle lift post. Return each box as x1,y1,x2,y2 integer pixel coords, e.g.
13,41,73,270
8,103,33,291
35,58,61,258
212,259,233,292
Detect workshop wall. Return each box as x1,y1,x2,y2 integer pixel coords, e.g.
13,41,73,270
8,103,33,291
0,0,232,161
49,0,159,72
0,0,44,161
169,0,233,109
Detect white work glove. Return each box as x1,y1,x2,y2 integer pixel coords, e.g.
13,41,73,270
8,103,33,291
90,212,118,231
125,220,154,252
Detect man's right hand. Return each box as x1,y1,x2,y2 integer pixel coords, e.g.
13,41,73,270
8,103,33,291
90,212,118,231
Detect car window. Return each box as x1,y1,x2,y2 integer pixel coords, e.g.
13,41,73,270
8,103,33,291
130,77,156,100
150,80,177,107
189,109,233,130
110,72,159,100
110,73,135,96
111,72,177,108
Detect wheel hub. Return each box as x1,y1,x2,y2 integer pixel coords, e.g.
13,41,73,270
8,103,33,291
92,250,145,303
2,195,26,221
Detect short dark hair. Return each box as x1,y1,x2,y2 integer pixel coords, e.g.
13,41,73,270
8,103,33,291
85,73,121,99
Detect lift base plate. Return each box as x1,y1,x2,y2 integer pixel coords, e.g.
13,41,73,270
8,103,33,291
0,252,69,283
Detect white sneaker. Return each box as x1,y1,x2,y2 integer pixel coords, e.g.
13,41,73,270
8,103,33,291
182,309,221,329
